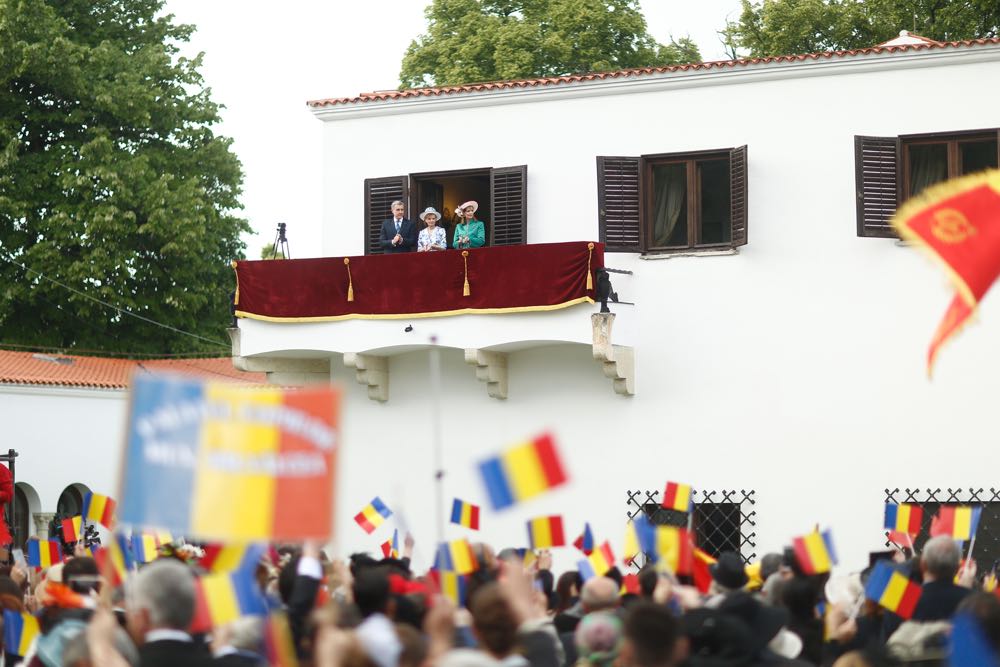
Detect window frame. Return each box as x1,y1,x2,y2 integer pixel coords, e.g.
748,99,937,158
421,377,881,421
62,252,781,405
642,148,735,252
900,130,999,200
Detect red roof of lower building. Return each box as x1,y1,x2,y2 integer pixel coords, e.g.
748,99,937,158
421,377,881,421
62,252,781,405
307,37,1000,108
0,350,265,390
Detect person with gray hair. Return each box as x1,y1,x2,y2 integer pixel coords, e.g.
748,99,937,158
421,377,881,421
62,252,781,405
212,617,266,666
125,559,213,667
380,200,417,253
911,535,973,621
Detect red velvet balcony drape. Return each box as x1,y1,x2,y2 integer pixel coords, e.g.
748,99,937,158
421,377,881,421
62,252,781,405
233,241,604,321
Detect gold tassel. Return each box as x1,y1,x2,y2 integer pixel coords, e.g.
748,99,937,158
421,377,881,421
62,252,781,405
344,257,354,302
231,260,240,305
586,243,594,291
462,251,471,297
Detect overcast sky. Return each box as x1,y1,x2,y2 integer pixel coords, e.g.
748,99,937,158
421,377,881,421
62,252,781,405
164,1,745,257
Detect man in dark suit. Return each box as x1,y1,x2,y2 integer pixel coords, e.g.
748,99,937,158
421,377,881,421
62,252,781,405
126,559,214,667
912,535,972,621
380,200,416,253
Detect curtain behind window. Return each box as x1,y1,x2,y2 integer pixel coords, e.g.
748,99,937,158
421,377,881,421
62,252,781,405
652,164,686,246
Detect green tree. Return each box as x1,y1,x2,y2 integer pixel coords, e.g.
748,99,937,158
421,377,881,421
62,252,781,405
723,0,1000,58
400,0,701,88
0,0,249,355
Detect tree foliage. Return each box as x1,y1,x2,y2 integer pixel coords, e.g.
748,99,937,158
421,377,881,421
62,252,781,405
0,0,249,355
400,0,701,88
723,0,1000,58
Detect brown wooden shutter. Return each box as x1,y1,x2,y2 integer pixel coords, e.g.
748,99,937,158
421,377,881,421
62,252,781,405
729,145,748,247
490,165,527,246
855,136,900,238
364,176,408,254
597,156,641,252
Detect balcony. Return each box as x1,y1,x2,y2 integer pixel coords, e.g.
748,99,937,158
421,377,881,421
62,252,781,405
230,242,635,399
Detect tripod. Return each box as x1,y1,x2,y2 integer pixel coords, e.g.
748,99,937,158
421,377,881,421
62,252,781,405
271,223,290,259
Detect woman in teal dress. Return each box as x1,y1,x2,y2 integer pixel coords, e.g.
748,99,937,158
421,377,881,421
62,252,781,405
453,200,486,249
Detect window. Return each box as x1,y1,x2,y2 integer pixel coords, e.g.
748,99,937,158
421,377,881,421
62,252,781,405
363,166,527,255
855,129,999,237
597,146,748,253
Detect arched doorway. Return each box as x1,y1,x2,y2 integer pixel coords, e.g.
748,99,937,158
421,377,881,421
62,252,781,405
12,482,41,549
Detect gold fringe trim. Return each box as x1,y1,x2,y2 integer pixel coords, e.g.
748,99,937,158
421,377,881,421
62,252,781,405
231,260,240,305
344,257,354,302
234,297,595,322
586,242,594,291
462,251,470,297
892,168,1000,308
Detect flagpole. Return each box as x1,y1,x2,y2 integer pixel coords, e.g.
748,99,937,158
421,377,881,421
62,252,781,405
429,337,445,551
963,533,977,578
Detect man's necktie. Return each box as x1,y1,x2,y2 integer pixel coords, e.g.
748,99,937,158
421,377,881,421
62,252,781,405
395,220,401,233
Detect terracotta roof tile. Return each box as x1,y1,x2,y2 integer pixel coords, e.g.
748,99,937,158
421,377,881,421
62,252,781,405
307,37,1000,109
0,350,265,389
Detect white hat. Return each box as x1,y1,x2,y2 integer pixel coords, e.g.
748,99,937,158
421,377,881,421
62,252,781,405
419,207,441,221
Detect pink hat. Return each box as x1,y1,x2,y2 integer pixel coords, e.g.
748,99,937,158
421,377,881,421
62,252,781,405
455,200,479,216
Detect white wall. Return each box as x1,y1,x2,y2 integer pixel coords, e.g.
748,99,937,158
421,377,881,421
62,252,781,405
300,48,1000,573
1,386,126,536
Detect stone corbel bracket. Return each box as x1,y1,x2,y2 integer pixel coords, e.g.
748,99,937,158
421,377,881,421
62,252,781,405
464,348,508,400
591,313,635,396
229,328,332,385
343,353,389,402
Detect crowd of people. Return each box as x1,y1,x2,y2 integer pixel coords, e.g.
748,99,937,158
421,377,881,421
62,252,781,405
0,529,997,667
381,201,487,253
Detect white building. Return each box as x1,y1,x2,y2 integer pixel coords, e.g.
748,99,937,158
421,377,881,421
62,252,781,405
0,351,263,545
232,33,1000,572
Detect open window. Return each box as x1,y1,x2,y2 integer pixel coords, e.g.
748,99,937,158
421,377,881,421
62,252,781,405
597,147,748,253
855,128,999,237
364,166,527,255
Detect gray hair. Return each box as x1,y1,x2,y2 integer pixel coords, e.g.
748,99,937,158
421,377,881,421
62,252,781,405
581,577,619,612
922,535,961,580
228,616,264,652
391,200,405,208
63,624,140,667
128,559,196,630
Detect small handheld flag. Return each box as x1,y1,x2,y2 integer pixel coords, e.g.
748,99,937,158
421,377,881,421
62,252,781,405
693,548,717,593
450,499,480,530
527,515,566,549
624,514,654,565
381,530,400,559
662,482,693,513
931,506,982,541
131,533,162,564
2,609,39,656
431,570,468,606
884,504,923,536
574,523,595,555
587,541,616,577
655,526,694,575
865,561,921,619
196,568,269,627
81,492,117,530
61,516,82,543
27,538,62,568
434,539,478,575
478,433,568,510
354,497,392,534
792,529,837,575
95,534,135,587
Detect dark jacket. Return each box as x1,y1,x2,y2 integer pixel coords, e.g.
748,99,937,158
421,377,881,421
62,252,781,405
380,218,417,253
911,579,971,621
139,639,214,667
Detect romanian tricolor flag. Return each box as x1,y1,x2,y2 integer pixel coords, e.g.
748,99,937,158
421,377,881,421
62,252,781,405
61,516,82,543
354,497,392,534
2,609,39,656
478,433,568,510
381,530,400,559
431,570,468,606
865,561,922,619
199,543,265,574
890,169,1000,375
263,612,299,667
624,514,654,565
792,529,838,575
586,541,616,577
662,482,693,513
450,499,480,530
27,538,62,569
130,532,172,564
884,504,923,536
693,548,717,593
196,567,268,627
95,534,135,587
621,573,640,595
931,505,982,541
527,515,566,549
574,522,595,555
434,539,478,575
81,492,117,530
654,526,694,575
120,374,341,542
